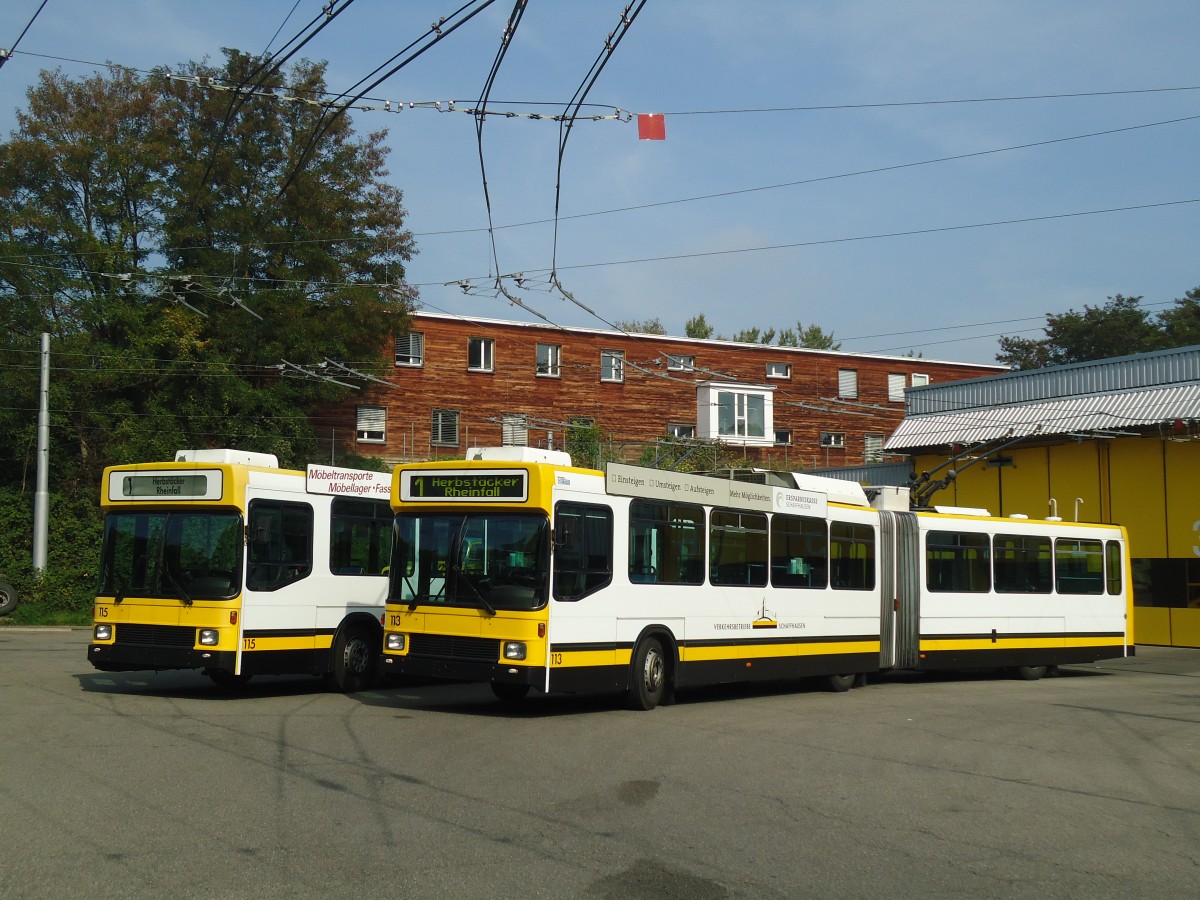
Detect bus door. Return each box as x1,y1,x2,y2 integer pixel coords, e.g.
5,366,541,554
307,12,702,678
242,498,317,673
878,511,920,669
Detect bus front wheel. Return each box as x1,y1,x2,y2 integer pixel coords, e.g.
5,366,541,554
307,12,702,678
825,673,856,692
627,637,667,711
1014,665,1047,681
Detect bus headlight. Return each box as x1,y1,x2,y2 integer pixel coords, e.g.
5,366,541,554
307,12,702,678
93,624,113,641
198,629,219,646
503,641,527,661
386,633,406,652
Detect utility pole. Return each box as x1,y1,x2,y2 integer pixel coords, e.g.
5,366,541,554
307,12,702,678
33,332,50,571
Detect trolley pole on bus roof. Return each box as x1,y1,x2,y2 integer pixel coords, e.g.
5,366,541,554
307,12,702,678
32,332,49,572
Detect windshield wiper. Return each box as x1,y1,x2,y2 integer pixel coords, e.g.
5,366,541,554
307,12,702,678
451,563,496,616
163,567,193,606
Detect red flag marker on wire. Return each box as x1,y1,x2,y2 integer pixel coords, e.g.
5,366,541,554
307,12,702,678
637,113,666,140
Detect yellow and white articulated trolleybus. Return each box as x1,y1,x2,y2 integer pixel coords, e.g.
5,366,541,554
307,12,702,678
382,448,1132,710
88,449,392,690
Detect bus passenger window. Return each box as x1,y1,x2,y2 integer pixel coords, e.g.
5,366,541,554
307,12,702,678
553,503,613,601
329,498,393,576
830,521,874,590
1055,539,1104,594
993,534,1051,593
771,514,827,589
926,531,990,593
629,500,704,585
710,510,768,587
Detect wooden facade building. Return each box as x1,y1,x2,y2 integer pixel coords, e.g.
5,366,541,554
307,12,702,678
325,312,1004,468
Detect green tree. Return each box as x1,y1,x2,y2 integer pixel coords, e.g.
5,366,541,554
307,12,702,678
1156,287,1200,346
684,313,714,339
778,322,840,350
637,436,743,473
613,316,666,334
0,54,416,487
996,294,1164,369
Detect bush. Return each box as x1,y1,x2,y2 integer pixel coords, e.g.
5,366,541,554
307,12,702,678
0,486,101,624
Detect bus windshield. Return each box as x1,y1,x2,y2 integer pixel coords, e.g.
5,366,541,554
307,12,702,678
99,510,243,602
391,511,549,612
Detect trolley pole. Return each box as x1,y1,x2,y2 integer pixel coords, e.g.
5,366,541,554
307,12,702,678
32,332,50,571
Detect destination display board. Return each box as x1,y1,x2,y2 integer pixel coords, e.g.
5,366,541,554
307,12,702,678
306,464,391,500
605,463,826,517
108,470,224,502
399,469,528,503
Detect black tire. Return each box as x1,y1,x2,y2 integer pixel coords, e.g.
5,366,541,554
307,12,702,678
491,682,531,702
206,669,252,690
1014,665,1047,681
0,579,18,617
627,637,667,711
332,623,380,693
826,673,856,693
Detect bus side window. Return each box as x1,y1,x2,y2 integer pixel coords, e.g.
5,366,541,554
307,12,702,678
246,500,314,591
553,502,613,601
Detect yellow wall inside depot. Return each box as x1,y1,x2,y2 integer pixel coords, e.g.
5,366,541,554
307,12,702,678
1108,439,1167,557
1164,439,1200,558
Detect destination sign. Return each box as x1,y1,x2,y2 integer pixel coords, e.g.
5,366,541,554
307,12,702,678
400,469,528,503
108,470,224,502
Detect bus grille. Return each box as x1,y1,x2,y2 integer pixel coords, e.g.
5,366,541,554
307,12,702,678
409,634,499,662
115,624,195,648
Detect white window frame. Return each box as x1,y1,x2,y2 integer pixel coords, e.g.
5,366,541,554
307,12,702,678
356,406,386,443
601,350,625,383
820,431,845,449
536,343,561,377
911,372,930,387
838,369,858,399
468,337,494,373
695,381,775,447
666,354,695,372
766,362,791,379
431,408,459,446
774,429,792,446
395,332,424,367
667,423,696,439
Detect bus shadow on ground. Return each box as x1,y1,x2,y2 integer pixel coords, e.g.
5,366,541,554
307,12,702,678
74,670,334,699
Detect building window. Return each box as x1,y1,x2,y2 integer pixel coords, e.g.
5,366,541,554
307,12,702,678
395,332,424,367
536,343,561,377
666,354,694,371
431,408,459,446
601,350,624,383
717,390,766,439
668,423,696,439
838,369,858,399
887,373,906,402
865,433,885,463
502,413,528,447
820,431,845,449
775,429,792,445
468,337,494,372
910,373,930,387
356,406,385,443
766,362,791,379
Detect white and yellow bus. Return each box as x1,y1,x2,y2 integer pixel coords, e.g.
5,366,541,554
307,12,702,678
382,448,1132,709
88,449,391,690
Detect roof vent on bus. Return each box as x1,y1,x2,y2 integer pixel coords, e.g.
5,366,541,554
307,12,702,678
175,449,279,468
465,446,573,466
1009,514,1029,519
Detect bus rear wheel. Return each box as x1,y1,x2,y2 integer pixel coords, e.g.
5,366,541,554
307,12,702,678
0,579,18,617
1014,665,1047,681
825,673,856,692
627,637,667,711
332,623,379,693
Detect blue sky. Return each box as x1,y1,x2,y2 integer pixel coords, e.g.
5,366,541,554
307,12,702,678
2,1,1197,364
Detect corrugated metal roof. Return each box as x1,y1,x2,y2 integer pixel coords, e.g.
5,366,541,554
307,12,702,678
905,344,1200,415
887,382,1200,450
